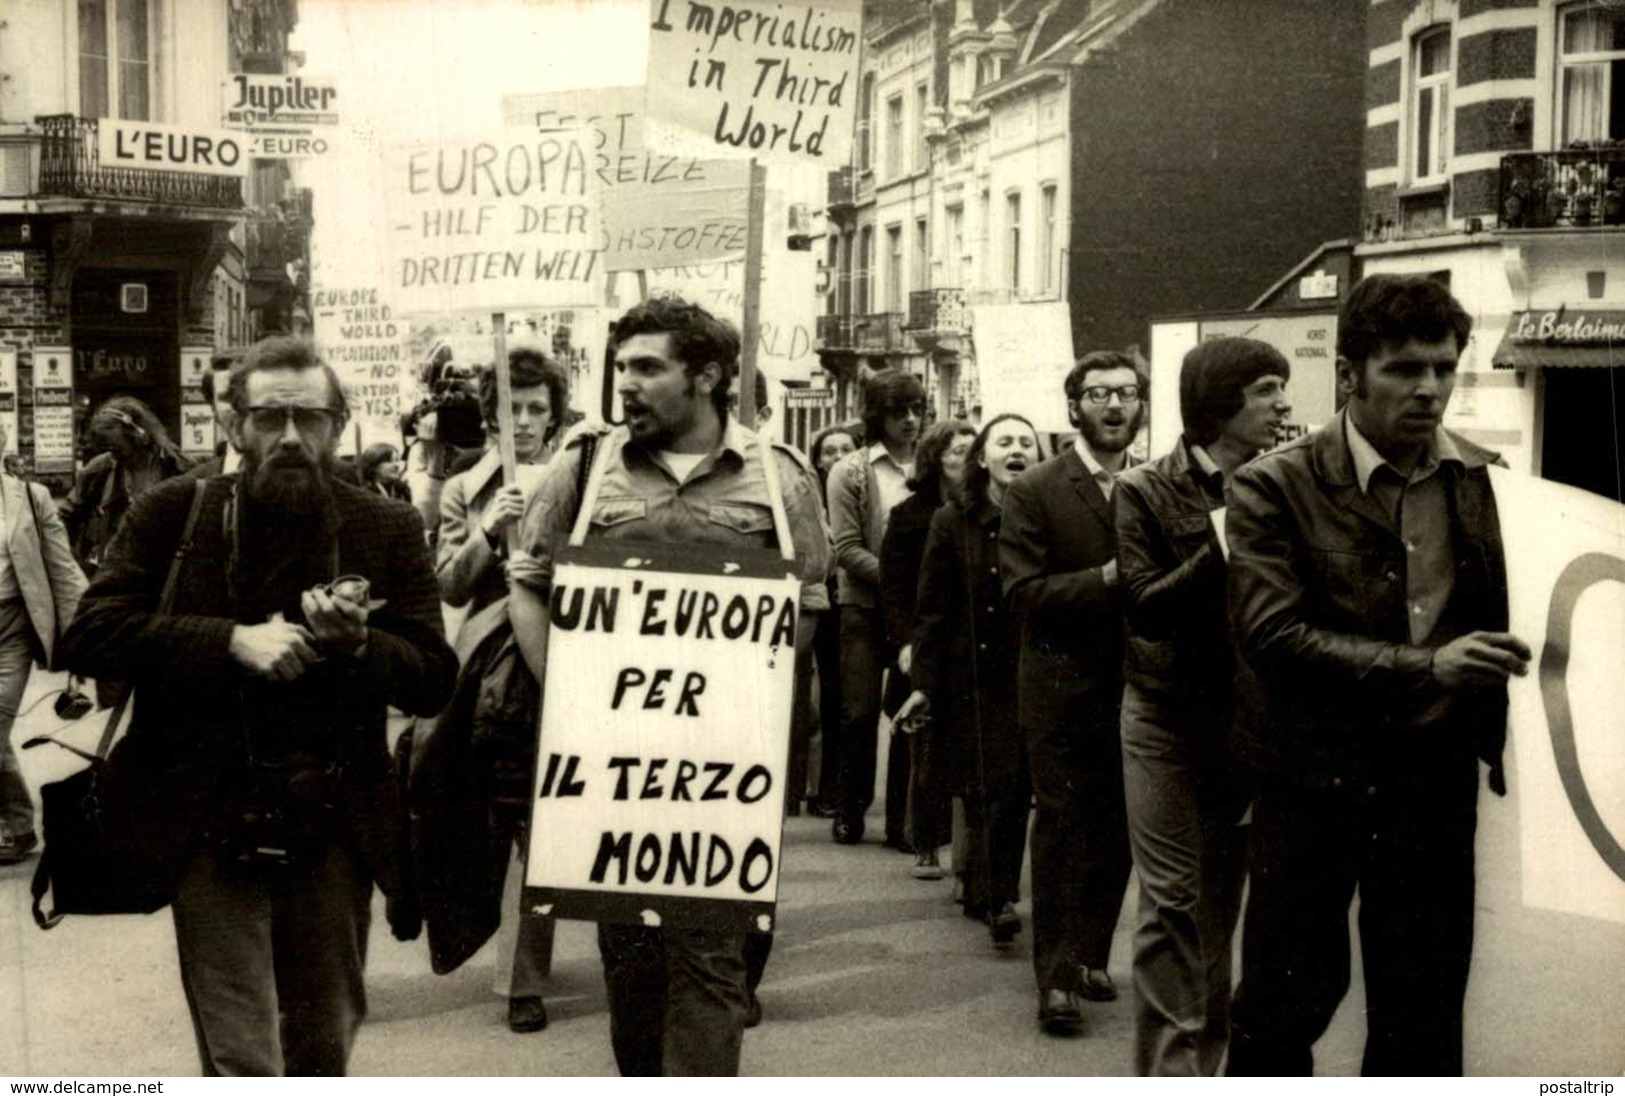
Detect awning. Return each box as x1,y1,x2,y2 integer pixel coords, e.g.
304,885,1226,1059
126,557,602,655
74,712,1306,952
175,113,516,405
1492,308,1625,369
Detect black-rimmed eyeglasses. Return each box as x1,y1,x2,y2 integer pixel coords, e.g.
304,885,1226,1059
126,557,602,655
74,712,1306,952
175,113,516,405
1076,385,1144,406
244,405,339,433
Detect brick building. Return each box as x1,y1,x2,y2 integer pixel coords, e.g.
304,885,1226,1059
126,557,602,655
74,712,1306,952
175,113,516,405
0,0,304,483
1358,0,1625,499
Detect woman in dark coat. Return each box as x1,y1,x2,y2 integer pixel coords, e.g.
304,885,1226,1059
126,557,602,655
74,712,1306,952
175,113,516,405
879,420,975,877
896,413,1042,947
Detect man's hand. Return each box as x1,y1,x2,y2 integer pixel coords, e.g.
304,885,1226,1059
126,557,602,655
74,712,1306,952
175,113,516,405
1430,631,1531,690
893,689,929,734
897,643,913,676
480,485,526,540
230,620,322,681
301,587,369,657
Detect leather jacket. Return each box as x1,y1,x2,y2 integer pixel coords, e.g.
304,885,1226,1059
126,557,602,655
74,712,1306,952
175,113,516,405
1226,413,1510,794
1115,438,1231,708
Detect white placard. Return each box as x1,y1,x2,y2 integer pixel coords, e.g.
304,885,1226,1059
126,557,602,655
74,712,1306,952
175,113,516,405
97,120,249,177
1491,466,1625,924
644,0,863,166
382,131,605,313
312,286,409,437
972,302,1076,434
527,541,799,930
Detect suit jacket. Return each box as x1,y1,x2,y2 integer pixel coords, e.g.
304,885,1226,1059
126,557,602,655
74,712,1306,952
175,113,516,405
1226,411,1510,794
1,475,89,668
57,475,457,898
999,446,1126,732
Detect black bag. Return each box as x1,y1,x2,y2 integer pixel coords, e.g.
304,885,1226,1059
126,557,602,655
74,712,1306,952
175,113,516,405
26,479,210,929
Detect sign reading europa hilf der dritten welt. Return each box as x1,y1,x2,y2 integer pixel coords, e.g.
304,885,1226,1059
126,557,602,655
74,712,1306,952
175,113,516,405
645,0,863,165
525,540,800,932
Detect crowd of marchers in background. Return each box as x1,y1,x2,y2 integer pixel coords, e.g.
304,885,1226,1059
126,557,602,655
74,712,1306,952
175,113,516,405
0,275,1532,1079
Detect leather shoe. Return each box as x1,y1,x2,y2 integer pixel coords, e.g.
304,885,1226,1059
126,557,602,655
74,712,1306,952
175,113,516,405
507,995,549,1033
1037,988,1083,1034
1075,966,1118,1002
831,817,864,845
744,991,763,1028
989,903,1022,946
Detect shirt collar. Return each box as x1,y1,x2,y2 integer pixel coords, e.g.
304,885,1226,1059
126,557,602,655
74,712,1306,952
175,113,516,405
1187,441,1223,484
1072,436,1114,481
1345,415,1462,494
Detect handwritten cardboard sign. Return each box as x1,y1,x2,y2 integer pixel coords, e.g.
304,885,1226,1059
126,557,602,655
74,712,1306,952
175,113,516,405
313,285,409,438
972,302,1076,434
382,131,604,313
1492,467,1625,924
526,540,799,931
645,0,863,165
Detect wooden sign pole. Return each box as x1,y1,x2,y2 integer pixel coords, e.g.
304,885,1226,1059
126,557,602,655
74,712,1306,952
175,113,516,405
738,158,767,432
491,311,518,552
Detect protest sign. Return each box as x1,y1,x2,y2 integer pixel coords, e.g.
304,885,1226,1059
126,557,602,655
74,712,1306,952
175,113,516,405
30,347,73,474
972,302,1076,434
313,285,409,443
382,130,604,314
645,0,863,165
1491,466,1625,924
526,540,800,931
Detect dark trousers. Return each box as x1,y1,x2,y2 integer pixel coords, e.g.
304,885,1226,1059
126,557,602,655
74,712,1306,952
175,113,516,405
598,923,751,1076
1121,684,1249,1076
961,784,1030,917
838,605,903,836
171,841,372,1076
907,732,952,852
1227,752,1480,1077
812,603,842,807
1024,711,1133,993
788,648,814,809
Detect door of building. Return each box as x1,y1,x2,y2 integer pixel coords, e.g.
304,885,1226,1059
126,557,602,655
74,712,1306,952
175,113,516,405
71,269,181,445
1541,367,1625,503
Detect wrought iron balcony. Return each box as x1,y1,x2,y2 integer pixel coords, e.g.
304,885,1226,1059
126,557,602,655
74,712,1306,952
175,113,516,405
1500,146,1625,230
906,287,968,332
35,115,244,210
817,312,912,353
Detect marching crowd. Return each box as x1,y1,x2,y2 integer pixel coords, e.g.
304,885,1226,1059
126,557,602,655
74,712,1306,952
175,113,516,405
0,274,1531,1078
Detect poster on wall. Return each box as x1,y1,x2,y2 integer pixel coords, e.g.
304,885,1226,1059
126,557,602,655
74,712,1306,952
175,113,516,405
31,347,74,475
526,540,799,931
0,350,18,455
972,302,1076,435
178,347,216,457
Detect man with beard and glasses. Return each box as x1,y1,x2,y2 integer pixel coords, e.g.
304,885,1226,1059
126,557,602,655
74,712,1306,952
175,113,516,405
1000,350,1144,1035
508,296,830,1076
58,336,457,1077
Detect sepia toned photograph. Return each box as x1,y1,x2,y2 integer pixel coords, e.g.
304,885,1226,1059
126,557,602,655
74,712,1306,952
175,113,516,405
0,0,1622,1080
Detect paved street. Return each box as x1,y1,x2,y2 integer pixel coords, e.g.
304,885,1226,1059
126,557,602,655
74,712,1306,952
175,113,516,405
2,669,1623,1077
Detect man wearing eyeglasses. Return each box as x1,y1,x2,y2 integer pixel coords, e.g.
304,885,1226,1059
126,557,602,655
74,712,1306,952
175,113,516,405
1000,350,1144,1034
59,336,457,1076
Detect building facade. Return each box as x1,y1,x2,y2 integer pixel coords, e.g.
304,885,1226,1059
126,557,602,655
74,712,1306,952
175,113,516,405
0,0,304,481
1358,0,1625,499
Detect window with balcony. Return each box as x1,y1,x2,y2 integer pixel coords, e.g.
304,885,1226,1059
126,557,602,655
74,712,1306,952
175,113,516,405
915,83,929,172
1410,27,1452,185
79,0,152,120
1559,3,1625,144
886,225,903,311
1006,192,1022,291
886,94,904,178
1040,184,1058,294
914,216,929,290
946,204,965,287
857,226,874,313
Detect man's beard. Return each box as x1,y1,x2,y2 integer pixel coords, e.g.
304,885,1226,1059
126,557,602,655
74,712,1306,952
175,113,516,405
1071,402,1145,455
243,448,335,514
624,377,697,451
